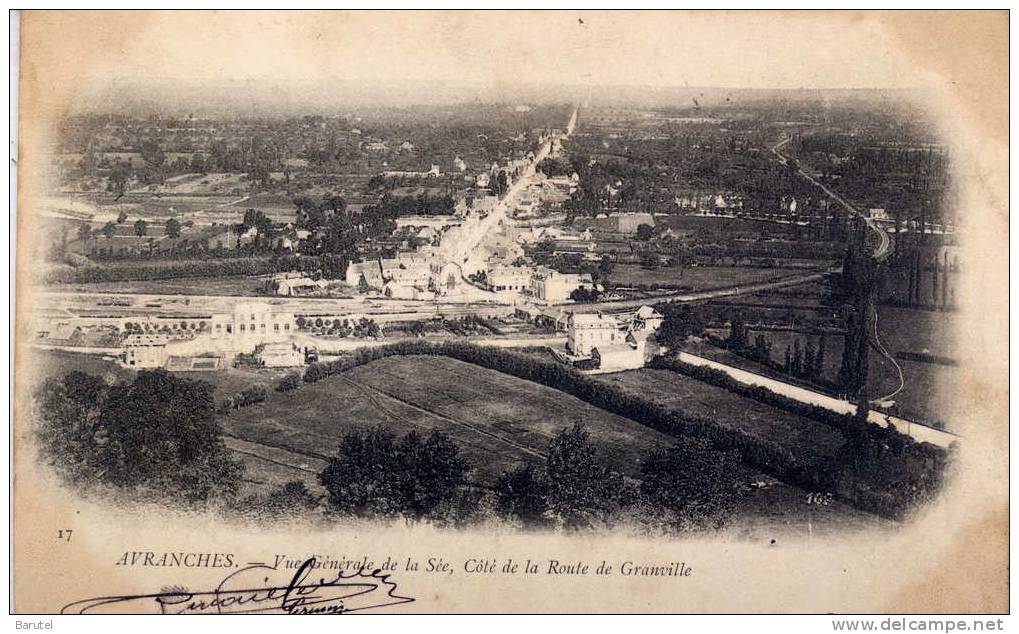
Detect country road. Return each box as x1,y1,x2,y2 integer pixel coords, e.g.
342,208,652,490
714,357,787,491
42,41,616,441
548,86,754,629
567,269,832,313
770,135,903,403
674,351,958,448
770,137,892,260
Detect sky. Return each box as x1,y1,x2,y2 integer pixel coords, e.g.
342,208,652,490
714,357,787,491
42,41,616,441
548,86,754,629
58,11,932,100
21,10,987,116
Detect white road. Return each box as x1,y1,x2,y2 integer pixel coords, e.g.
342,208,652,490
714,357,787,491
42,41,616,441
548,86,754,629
770,136,903,402
675,351,958,448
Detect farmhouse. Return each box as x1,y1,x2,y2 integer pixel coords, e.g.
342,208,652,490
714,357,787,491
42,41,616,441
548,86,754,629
530,267,596,303
567,313,622,356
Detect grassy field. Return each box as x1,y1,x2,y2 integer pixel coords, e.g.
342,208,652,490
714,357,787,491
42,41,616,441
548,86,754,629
595,368,846,465
57,275,269,297
223,355,678,485
31,349,135,383
610,264,812,290
30,350,882,530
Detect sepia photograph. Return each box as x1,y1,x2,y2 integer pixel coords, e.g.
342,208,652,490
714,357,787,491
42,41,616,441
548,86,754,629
9,9,1009,618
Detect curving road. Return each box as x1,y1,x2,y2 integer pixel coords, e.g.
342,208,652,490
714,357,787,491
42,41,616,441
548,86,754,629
770,137,892,261
770,136,902,403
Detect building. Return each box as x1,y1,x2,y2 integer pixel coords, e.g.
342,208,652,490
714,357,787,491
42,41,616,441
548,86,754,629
273,274,328,297
122,334,170,368
487,265,533,293
394,215,461,231
345,260,385,288
610,212,656,235
630,305,664,333
257,342,305,368
591,337,648,372
868,208,893,222
530,267,596,303
208,302,296,352
567,313,622,356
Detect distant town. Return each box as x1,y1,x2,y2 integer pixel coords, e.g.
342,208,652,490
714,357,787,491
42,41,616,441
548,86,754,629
32,93,959,534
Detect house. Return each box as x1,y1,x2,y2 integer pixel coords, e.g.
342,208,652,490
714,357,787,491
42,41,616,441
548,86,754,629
122,334,170,368
275,276,327,297
257,342,305,368
567,313,621,356
630,305,664,333
530,267,596,303
345,260,385,288
472,195,500,214
487,266,533,293
610,212,656,235
394,215,461,231
384,264,432,289
591,338,649,372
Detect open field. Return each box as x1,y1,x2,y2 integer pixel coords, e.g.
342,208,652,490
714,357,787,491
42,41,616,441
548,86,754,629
56,275,270,297
610,264,817,290
222,354,678,485
32,349,882,529
32,349,135,383
595,367,846,464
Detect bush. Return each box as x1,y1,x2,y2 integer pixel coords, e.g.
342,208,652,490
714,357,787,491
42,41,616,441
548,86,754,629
232,385,268,408
276,372,300,393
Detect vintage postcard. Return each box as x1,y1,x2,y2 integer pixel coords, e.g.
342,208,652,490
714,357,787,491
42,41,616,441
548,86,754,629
11,10,1009,615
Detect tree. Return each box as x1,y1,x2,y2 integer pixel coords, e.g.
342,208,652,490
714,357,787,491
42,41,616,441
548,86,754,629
640,253,661,269
394,430,469,519
752,334,771,363
165,218,181,239
116,210,128,224
545,424,629,529
635,223,654,241
108,166,130,200
726,313,749,351
319,426,403,517
792,338,804,377
319,427,470,521
815,335,827,379
655,304,707,347
101,221,117,239
139,140,166,168
35,370,243,502
640,438,744,530
77,223,92,243
134,219,148,238
495,464,550,528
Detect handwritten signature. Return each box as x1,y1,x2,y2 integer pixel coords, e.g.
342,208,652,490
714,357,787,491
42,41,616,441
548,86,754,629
61,557,416,614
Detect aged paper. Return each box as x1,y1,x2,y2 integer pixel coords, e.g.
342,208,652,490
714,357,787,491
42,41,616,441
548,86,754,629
12,10,1008,614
